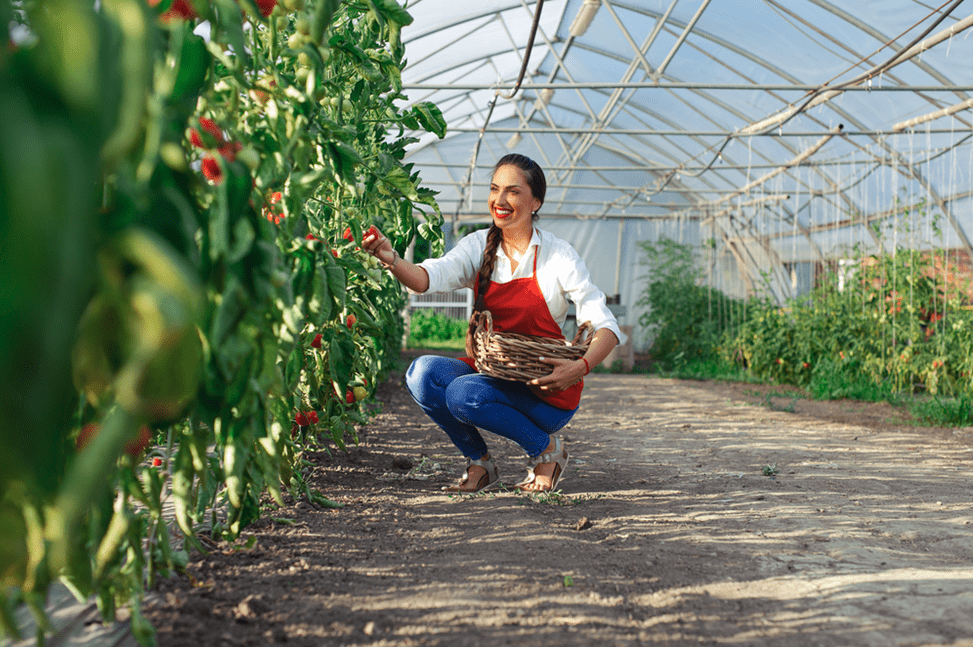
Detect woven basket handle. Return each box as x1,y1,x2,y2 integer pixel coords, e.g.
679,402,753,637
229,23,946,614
573,320,595,348
480,309,494,338
469,309,494,359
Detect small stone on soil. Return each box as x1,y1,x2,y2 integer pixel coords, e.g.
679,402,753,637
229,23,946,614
576,517,592,531
234,594,269,620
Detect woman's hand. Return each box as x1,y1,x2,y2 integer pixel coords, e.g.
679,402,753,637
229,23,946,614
528,357,587,392
362,225,397,268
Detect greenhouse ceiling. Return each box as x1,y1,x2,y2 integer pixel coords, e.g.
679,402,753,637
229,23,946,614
397,0,973,256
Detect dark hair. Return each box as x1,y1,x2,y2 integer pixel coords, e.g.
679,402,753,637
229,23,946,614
465,155,547,357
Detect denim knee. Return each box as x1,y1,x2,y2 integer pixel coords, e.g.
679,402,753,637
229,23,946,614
444,374,488,423
405,355,435,402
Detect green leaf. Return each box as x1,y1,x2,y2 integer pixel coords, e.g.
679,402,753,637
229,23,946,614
209,276,247,348
211,0,250,69
375,0,413,26
284,343,303,388
381,166,419,201
394,199,415,252
311,0,344,45
227,215,256,265
328,334,354,395
311,265,334,321
308,489,345,508
326,142,363,185
411,102,447,138
325,264,347,312
171,29,210,101
212,162,252,260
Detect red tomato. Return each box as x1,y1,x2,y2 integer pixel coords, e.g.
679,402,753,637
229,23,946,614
76,423,152,457
201,156,223,184
254,0,276,17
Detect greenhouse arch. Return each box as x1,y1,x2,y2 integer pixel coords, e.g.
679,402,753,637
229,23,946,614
398,0,973,350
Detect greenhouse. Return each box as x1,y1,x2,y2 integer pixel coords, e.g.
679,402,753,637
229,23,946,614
5,0,973,645
400,0,973,350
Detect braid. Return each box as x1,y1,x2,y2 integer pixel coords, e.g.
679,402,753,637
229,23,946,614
465,225,504,357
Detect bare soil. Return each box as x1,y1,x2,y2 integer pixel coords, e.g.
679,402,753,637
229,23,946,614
144,351,973,647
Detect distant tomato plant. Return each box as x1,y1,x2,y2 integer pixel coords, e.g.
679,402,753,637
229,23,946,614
723,249,973,397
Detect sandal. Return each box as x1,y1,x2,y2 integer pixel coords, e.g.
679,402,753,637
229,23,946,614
514,437,569,493
443,455,501,493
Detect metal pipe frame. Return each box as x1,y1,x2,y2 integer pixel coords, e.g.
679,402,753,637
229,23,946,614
444,126,968,136
400,82,973,92
401,0,973,272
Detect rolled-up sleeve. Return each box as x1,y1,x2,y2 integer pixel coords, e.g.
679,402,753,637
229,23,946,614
558,244,623,344
414,231,483,294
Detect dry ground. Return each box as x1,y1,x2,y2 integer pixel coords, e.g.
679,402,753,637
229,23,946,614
144,351,973,647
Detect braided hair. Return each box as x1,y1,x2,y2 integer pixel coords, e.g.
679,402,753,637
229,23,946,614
464,154,547,357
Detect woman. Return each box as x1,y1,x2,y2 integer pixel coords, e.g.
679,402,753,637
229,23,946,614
363,154,620,493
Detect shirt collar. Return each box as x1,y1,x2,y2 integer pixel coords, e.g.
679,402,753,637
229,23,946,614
495,227,540,260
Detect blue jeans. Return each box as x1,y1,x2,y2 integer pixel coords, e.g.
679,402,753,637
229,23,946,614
405,355,576,460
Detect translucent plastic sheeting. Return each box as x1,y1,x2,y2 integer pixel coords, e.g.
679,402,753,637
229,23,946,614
396,0,973,345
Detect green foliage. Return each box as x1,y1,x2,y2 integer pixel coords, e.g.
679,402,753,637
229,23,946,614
637,238,744,370
0,0,446,642
723,249,973,403
910,393,973,427
657,357,756,383
407,311,467,343
807,358,897,402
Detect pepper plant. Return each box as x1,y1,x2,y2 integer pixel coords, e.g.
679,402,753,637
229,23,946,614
0,0,445,643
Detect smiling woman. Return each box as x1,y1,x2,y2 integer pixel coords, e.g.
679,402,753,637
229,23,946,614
363,154,622,494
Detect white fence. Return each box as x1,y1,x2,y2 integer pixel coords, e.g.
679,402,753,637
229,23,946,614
408,288,474,321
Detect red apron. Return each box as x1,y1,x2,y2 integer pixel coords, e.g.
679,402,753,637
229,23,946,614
460,249,583,410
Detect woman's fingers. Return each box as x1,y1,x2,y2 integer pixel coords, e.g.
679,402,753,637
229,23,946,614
528,357,581,391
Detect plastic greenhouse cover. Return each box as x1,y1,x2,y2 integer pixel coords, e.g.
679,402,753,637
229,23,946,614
394,0,973,315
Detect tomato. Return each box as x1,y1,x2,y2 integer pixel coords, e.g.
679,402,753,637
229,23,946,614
76,423,152,458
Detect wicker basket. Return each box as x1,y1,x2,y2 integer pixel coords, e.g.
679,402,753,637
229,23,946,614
470,310,594,381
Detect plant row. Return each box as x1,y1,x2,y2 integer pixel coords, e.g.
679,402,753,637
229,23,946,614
0,0,445,643
639,239,973,403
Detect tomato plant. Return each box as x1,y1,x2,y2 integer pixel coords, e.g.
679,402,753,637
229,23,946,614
0,0,445,643
723,249,973,397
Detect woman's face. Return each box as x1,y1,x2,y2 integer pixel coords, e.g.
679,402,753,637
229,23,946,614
489,165,542,235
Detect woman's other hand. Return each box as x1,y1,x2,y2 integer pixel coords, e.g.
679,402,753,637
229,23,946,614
528,357,587,392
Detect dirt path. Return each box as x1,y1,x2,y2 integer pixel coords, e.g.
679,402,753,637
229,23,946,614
145,353,973,647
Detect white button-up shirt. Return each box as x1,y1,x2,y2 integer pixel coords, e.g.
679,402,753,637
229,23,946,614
416,227,622,341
